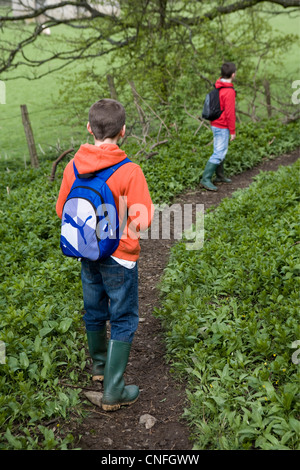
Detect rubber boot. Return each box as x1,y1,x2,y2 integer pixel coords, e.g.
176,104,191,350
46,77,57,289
214,161,231,183
200,162,218,191
86,328,107,382
102,340,139,411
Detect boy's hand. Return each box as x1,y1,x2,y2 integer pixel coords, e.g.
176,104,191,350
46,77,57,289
230,133,236,141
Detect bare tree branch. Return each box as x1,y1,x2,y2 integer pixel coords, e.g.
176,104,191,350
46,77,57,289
0,0,299,77
171,0,300,26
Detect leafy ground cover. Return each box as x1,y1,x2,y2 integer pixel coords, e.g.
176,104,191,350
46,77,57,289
138,119,300,204
155,160,300,450
0,121,299,449
0,166,87,449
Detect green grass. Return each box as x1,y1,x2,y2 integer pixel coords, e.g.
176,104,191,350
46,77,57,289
137,118,300,204
268,11,300,75
0,22,106,162
0,8,299,162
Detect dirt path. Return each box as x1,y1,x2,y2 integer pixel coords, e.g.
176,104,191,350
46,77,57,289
69,148,299,451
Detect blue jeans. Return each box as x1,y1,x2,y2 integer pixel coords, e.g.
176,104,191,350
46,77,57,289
209,127,230,165
81,257,139,343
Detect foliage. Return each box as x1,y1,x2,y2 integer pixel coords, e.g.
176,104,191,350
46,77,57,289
155,161,300,450
0,0,299,451
1,3,299,163
55,2,299,136
135,118,300,204
0,117,299,449
0,165,86,449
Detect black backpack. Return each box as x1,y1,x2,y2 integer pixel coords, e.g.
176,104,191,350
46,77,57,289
202,86,226,121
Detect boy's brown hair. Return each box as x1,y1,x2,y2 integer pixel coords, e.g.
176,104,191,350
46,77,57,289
88,99,126,140
221,62,236,79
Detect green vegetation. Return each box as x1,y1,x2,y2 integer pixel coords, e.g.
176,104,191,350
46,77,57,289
0,0,299,451
1,23,97,161
0,117,299,449
155,161,300,450
0,166,85,449
138,119,300,204
0,4,299,163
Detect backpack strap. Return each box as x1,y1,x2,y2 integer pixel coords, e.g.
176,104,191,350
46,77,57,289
73,161,79,177
95,157,131,182
73,157,131,181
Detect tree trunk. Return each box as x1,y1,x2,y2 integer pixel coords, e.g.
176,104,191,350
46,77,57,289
107,74,118,100
263,78,272,118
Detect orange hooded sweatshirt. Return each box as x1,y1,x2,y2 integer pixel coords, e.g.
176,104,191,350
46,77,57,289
56,143,154,261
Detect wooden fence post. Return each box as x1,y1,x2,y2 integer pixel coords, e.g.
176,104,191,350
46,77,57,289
20,104,39,168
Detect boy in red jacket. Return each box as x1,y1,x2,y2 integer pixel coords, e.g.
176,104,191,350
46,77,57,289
201,62,236,191
56,99,154,411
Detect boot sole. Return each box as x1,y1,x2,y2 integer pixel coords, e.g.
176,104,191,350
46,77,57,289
102,396,139,411
201,183,218,191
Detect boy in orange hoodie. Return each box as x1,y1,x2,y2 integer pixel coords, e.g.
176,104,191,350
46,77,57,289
201,62,236,191
56,99,154,411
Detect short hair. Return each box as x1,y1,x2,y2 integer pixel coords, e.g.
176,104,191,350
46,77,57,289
88,99,126,140
221,62,236,79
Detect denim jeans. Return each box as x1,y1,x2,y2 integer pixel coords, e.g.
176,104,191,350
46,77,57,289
209,126,230,165
81,257,139,343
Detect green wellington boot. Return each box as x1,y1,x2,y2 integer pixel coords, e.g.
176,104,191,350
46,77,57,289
102,340,139,411
214,161,232,183
86,328,107,382
200,162,218,191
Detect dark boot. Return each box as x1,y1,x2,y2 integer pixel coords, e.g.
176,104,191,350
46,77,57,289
214,161,231,183
102,340,139,411
200,162,218,191
86,328,107,382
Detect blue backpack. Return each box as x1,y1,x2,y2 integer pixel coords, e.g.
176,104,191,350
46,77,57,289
60,158,130,261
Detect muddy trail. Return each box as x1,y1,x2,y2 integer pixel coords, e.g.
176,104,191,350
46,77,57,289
66,148,299,451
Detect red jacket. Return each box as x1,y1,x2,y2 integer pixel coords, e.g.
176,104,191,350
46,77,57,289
210,79,236,135
56,143,154,261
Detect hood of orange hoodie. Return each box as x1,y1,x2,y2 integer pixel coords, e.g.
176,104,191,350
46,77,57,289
215,78,234,90
73,143,128,174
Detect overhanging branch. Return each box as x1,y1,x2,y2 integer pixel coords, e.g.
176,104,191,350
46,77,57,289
0,0,299,76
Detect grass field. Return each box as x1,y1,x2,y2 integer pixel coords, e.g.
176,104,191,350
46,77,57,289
0,8,299,163
0,23,105,162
